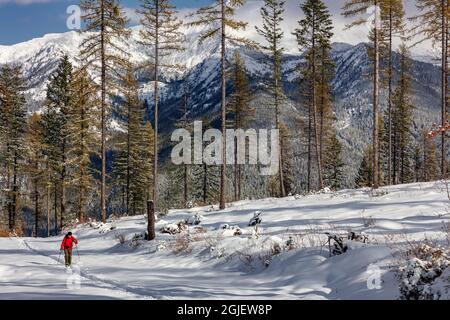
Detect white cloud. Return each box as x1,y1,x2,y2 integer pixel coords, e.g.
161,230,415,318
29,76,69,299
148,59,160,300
0,0,54,5
235,0,433,57
123,7,141,26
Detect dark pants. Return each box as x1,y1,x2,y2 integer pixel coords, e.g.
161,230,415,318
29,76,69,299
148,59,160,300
64,249,72,267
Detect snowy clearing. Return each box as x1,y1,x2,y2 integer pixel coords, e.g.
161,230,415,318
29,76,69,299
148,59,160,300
1,182,449,300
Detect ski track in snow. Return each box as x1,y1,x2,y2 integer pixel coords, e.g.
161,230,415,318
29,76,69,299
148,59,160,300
0,237,155,300
18,238,159,300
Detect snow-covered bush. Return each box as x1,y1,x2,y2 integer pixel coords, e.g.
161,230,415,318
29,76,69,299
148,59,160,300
115,233,126,245
398,244,450,300
89,221,116,234
248,211,262,227
187,212,204,226
326,231,369,256
219,224,243,237
160,221,188,235
156,240,167,251
131,233,145,249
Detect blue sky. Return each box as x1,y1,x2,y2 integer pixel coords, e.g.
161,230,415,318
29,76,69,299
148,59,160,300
0,0,212,45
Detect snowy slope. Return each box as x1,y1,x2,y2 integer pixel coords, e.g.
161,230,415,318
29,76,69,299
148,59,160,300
1,182,449,300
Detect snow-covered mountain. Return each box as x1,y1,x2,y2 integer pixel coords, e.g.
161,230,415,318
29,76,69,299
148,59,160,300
0,26,442,183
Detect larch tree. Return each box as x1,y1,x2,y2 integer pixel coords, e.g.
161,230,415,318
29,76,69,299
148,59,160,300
410,0,449,178
190,0,256,210
79,0,130,223
66,68,98,223
0,64,27,232
380,0,404,184
295,0,333,191
255,0,286,197
26,113,45,237
138,0,184,240
343,0,382,189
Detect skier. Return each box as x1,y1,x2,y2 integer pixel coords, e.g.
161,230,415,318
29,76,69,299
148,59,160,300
60,232,78,268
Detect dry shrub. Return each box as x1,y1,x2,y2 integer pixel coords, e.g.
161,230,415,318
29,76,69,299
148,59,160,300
193,226,207,234
115,233,126,245
0,229,10,237
168,235,192,255
0,228,23,237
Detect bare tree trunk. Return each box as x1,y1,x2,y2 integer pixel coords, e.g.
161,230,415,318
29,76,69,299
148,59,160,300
184,164,188,207
272,15,285,198
203,163,207,203
372,0,380,189
46,163,50,237
146,200,155,240
319,47,326,165
149,0,160,240
34,174,39,238
60,143,66,229
126,101,131,215
11,153,18,233
442,0,448,178
6,159,12,231
388,9,393,185
219,0,227,210
312,18,324,190
307,102,312,193
100,0,107,223
79,108,86,223
54,185,58,235
234,134,238,202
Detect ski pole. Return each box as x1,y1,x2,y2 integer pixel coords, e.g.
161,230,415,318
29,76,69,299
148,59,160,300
75,245,80,263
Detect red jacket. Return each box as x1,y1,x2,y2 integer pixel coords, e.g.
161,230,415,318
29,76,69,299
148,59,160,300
60,235,78,250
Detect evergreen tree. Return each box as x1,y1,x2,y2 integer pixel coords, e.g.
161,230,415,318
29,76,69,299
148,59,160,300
138,0,185,227
390,44,414,184
294,0,333,191
190,0,256,210
228,51,254,201
113,67,152,216
43,55,73,230
0,64,27,232
343,0,382,189
355,147,373,188
422,130,440,181
279,123,295,195
256,0,287,197
80,0,131,223
324,133,345,190
410,0,449,178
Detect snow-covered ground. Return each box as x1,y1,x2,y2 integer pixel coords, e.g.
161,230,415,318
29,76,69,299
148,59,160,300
1,182,449,300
